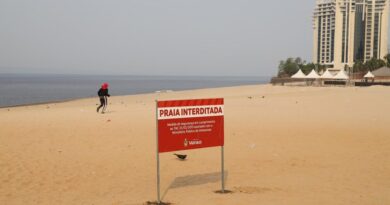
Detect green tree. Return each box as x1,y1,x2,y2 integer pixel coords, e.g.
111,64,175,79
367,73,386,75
282,58,299,76
384,54,390,67
353,60,365,72
278,60,285,77
294,57,303,66
277,57,326,77
317,64,326,73
364,58,386,71
302,63,315,74
277,58,299,77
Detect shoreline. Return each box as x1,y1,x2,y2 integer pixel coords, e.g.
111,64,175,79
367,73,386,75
0,74,269,109
3,83,389,109
0,98,87,109
0,83,265,109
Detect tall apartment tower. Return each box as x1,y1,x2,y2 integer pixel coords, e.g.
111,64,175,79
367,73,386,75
313,0,389,70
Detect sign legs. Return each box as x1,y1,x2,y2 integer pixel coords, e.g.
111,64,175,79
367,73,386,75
221,145,225,193
156,101,161,204
157,153,160,204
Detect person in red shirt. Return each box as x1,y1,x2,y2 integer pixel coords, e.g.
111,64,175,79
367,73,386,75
96,83,110,114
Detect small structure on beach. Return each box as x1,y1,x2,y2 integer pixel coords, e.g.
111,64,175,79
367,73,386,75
291,69,307,79
333,70,349,80
372,67,390,78
320,69,335,79
364,71,375,79
362,71,375,84
306,70,320,79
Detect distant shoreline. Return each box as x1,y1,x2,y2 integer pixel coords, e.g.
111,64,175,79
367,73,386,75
0,73,268,78
0,98,85,109
0,74,269,108
0,83,266,109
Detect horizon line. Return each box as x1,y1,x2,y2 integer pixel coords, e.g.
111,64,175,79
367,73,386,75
0,72,271,78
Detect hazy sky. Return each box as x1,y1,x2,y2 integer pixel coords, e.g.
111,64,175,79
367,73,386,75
0,0,388,76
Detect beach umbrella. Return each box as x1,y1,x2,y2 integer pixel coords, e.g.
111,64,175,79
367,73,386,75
305,69,320,79
364,71,375,78
291,69,307,78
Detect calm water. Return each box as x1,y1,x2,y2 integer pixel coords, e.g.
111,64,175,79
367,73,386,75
0,74,269,107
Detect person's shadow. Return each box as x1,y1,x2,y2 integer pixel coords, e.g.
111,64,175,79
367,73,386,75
103,110,115,114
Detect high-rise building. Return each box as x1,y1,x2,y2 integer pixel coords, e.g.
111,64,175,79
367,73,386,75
313,0,389,71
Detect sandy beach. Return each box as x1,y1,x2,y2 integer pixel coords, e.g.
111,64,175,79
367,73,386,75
1,84,390,205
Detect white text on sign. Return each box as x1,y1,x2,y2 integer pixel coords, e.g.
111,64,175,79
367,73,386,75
158,105,224,120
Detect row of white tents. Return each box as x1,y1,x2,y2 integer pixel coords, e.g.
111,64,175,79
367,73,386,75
291,69,376,80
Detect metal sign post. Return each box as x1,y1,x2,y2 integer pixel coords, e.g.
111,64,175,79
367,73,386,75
221,109,225,193
155,101,161,204
221,145,225,193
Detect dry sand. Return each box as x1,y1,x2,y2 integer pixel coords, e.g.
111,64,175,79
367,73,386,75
1,84,390,205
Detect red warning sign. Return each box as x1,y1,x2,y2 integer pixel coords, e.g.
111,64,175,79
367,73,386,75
157,98,224,153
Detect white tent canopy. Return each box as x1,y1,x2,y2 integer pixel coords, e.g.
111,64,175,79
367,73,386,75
291,69,307,78
320,69,334,79
333,70,349,80
306,69,320,79
364,71,375,78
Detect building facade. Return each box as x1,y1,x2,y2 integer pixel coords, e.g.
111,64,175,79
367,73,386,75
313,0,389,71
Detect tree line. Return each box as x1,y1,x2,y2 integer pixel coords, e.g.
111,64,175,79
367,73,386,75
278,54,390,77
